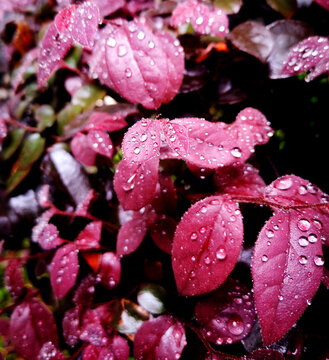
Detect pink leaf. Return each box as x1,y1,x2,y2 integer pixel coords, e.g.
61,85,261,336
122,118,161,163
97,252,121,289
37,342,65,360
116,215,148,257
71,132,97,166
75,221,102,250
62,307,81,347
252,209,324,345
50,243,79,299
89,20,184,109
85,110,130,132
214,163,266,197
133,315,186,360
172,195,243,296
5,259,25,300
54,5,77,33
73,274,95,306
10,299,58,360
149,214,177,255
38,223,64,250
160,119,189,159
87,129,113,159
92,0,125,18
195,278,256,345
281,36,329,78
75,189,96,216
37,22,73,87
0,117,7,147
113,155,159,210
313,0,329,11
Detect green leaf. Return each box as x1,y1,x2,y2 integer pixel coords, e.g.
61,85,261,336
7,133,45,193
213,0,243,13
35,105,55,131
266,0,297,18
0,128,25,160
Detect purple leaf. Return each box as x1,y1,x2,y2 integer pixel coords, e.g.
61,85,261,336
116,215,148,257
160,119,189,159
122,118,161,163
114,155,159,210
97,252,121,289
87,130,113,159
73,274,95,307
71,132,97,166
10,299,58,360
133,315,186,360
5,259,25,300
37,342,65,360
149,214,177,255
195,278,256,345
214,163,266,197
62,307,81,347
88,20,184,109
54,5,77,34
37,22,73,87
38,224,64,250
252,209,324,345
50,243,79,299
172,195,243,296
75,221,102,250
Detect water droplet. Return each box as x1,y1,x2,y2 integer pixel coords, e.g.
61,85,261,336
231,147,242,158
125,68,132,78
191,256,196,262
189,270,196,279
134,147,141,155
216,246,226,260
137,31,145,40
299,255,308,265
278,295,283,301
140,133,148,142
308,233,318,243
266,229,274,238
190,232,198,241
262,255,268,262
204,256,211,265
148,41,155,49
195,16,204,25
216,337,223,345
298,236,309,247
314,255,324,266
200,206,207,213
297,218,311,231
274,177,293,190
298,185,308,195
107,37,116,47
199,226,206,234
117,44,127,57
313,219,323,230
306,299,312,305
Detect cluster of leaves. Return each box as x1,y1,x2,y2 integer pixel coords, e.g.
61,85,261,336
1,0,329,359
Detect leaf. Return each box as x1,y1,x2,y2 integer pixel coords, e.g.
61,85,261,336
113,156,159,211
5,259,25,300
252,209,324,345
35,105,55,132
160,120,189,159
314,0,329,10
12,48,39,92
37,223,64,250
195,278,256,345
244,349,285,360
116,215,148,257
37,22,73,87
213,0,242,14
10,298,58,360
62,307,81,347
214,163,266,197
122,118,161,163
50,243,79,299
281,36,329,80
75,189,96,216
7,133,45,193
172,195,243,296
75,221,102,250
0,128,25,161
86,129,113,159
92,0,125,18
133,315,186,360
73,274,95,306
266,0,297,18
37,342,65,360
228,21,274,63
137,284,167,315
85,107,132,132
88,20,184,109
151,174,177,215
71,132,97,166
149,214,177,255
97,252,121,289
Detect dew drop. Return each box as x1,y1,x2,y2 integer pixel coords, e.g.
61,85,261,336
189,270,196,279
299,255,308,265
231,147,242,158
148,40,155,49
133,147,141,155
298,236,309,247
137,31,145,40
314,255,324,266
195,16,204,25
117,44,127,57
297,218,311,231
278,295,283,301
200,206,207,213
274,177,293,190
199,226,206,234
313,219,323,230
298,185,308,195
216,246,226,260
125,68,132,78
308,233,318,243
140,133,148,142
262,255,268,262
107,37,116,47
204,256,211,265
216,337,223,345
190,232,198,241
266,229,274,238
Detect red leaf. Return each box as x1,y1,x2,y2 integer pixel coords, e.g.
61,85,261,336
10,299,58,360
75,221,102,250
160,119,189,159
5,259,25,300
97,252,121,289
133,315,186,360
37,342,65,360
88,20,184,109
214,163,266,197
71,132,97,166
85,110,129,132
116,215,148,257
172,195,243,296
252,209,324,345
122,118,161,163
314,0,329,10
151,173,178,215
50,243,79,299
195,278,256,345
62,307,81,347
149,214,177,255
114,156,159,210
87,129,113,159
37,22,73,87
73,274,95,306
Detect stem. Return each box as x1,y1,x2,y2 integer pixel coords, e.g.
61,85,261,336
4,118,39,132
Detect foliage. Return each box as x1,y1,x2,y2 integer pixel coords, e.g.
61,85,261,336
0,0,329,359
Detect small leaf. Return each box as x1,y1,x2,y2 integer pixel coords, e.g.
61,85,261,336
172,195,243,296
160,120,189,159
5,259,25,300
252,209,324,345
195,278,256,345
114,156,159,211
133,315,186,360
10,299,58,359
62,307,81,347
97,252,121,290
266,0,297,18
75,221,102,250
213,0,242,14
85,107,132,132
73,274,95,306
0,128,25,161
122,118,160,163
35,105,55,132
38,223,64,250
50,243,79,299
87,129,113,159
137,283,167,315
37,342,65,360
71,132,97,166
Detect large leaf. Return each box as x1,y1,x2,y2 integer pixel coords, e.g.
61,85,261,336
252,209,324,345
133,315,186,360
314,0,329,10
50,243,79,299
10,299,58,360
89,20,184,109
172,195,243,296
